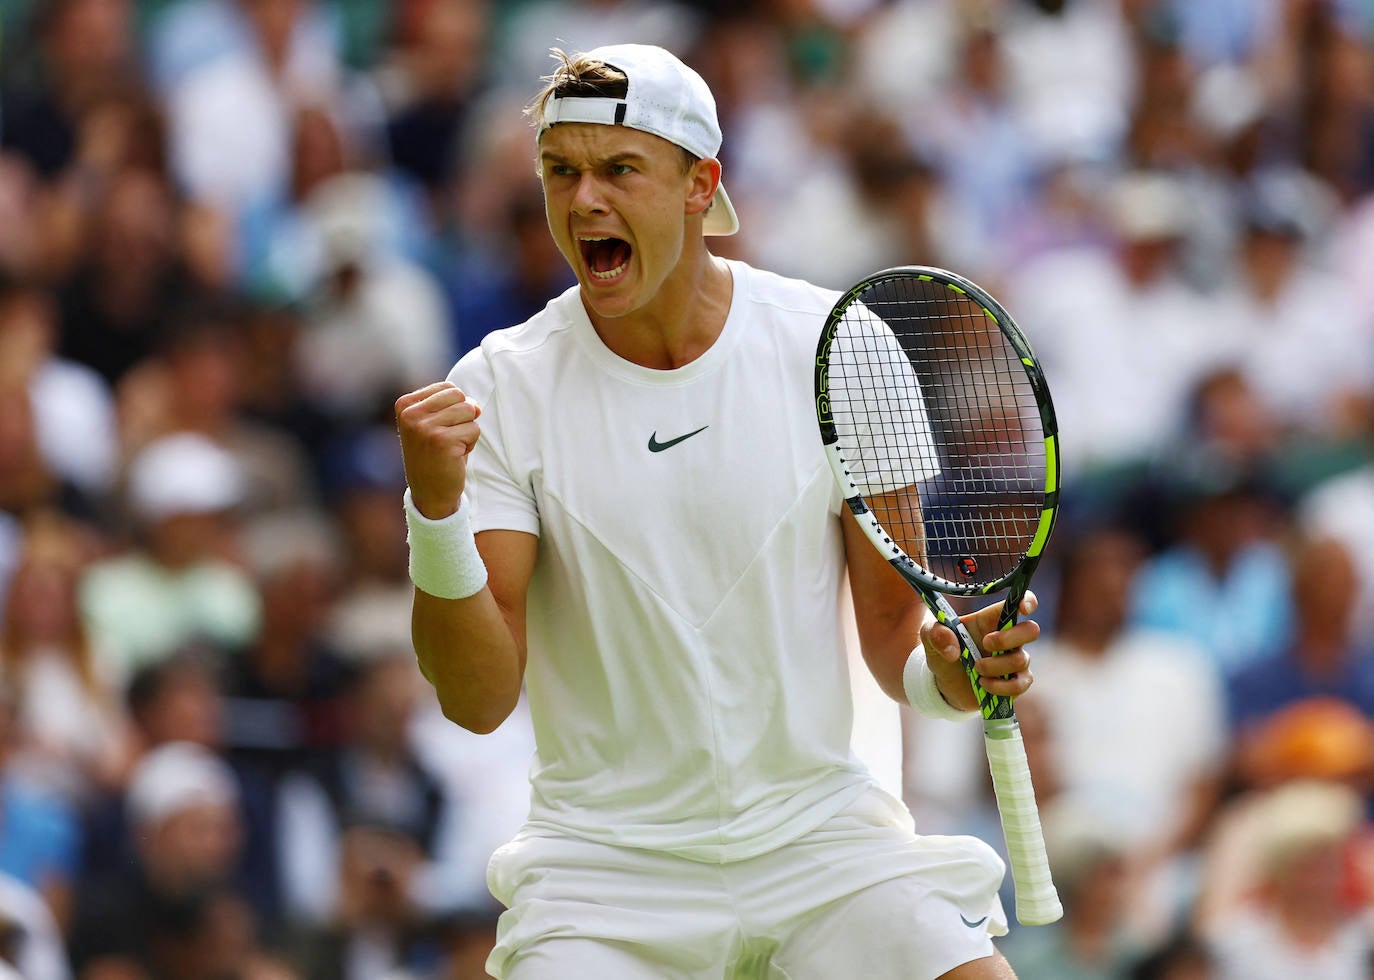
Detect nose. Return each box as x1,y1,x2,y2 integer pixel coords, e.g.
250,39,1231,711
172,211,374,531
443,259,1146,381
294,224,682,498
570,173,609,216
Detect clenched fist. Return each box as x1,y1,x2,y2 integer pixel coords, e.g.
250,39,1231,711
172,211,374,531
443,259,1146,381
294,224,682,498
395,382,483,519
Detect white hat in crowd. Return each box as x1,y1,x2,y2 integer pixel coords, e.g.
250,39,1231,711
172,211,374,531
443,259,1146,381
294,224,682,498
125,740,239,828
126,432,244,523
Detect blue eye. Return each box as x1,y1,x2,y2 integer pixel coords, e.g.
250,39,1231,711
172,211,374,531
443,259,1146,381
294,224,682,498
610,163,634,176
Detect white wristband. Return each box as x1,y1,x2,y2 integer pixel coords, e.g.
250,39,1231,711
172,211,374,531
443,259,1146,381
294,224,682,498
404,489,488,600
903,647,977,722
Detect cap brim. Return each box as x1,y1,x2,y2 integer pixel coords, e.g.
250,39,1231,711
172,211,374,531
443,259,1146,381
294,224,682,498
704,182,739,236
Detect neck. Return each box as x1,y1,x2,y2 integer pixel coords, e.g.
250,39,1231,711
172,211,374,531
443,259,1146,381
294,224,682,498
585,247,733,370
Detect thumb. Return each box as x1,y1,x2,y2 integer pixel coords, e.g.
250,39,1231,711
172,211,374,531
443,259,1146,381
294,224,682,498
921,618,962,666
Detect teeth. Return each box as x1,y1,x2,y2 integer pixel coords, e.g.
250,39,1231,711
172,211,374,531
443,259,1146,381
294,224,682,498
580,236,627,280
591,261,629,280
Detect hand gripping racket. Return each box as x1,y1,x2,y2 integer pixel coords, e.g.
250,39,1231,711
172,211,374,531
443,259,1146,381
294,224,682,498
815,266,1063,925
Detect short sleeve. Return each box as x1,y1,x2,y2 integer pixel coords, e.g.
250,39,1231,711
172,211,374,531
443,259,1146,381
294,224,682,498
449,350,540,537
829,305,941,495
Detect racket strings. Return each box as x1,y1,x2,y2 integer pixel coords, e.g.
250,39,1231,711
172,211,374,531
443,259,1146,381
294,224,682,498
828,277,1045,588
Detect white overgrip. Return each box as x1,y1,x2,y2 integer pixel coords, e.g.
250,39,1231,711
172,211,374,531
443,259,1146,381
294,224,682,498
984,723,1063,925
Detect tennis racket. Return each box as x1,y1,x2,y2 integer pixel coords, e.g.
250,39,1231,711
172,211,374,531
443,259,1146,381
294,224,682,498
814,265,1062,926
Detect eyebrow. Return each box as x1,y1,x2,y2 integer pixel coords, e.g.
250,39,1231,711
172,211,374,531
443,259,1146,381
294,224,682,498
538,149,652,167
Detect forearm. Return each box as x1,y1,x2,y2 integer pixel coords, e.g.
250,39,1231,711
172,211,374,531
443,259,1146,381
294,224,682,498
857,597,931,706
403,483,534,734
412,587,525,734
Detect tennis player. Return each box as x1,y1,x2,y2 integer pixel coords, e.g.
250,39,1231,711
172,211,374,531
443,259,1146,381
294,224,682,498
395,44,1040,979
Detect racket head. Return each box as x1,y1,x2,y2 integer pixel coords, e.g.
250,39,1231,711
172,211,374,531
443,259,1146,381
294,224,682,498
815,266,1060,598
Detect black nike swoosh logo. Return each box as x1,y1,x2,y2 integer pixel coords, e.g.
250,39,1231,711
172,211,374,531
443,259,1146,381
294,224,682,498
960,914,989,929
647,426,709,453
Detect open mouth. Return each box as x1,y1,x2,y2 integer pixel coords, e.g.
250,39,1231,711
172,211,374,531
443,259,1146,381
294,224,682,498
579,236,632,281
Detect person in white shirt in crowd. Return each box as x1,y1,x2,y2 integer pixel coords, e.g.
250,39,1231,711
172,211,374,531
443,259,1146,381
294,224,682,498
79,432,261,684
1029,523,1227,945
1005,169,1220,481
1195,779,1372,980
1207,168,1371,440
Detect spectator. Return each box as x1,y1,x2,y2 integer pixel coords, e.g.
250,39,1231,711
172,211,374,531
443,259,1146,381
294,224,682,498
79,432,261,681
363,0,491,199
910,17,1038,275
124,649,227,753
140,883,301,980
79,649,228,872
74,649,282,922
223,510,352,781
0,274,118,508
440,184,574,357
238,103,437,306
1032,524,1226,929
0,686,81,936
317,425,414,663
749,105,948,289
1208,169,1370,440
67,740,251,974
1228,534,1374,733
1000,796,1145,979
277,654,449,977
0,510,130,804
117,300,318,517
56,166,202,388
292,172,453,424
1129,451,1293,677
1233,696,1374,794
1195,779,1372,980
1298,444,1374,637
231,300,339,466
0,336,60,519
114,646,291,930
0,0,141,179
0,156,51,280
999,0,1136,166
151,0,342,224
1006,169,1219,479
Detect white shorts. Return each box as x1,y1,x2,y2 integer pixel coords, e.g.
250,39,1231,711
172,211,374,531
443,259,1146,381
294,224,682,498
485,786,1007,979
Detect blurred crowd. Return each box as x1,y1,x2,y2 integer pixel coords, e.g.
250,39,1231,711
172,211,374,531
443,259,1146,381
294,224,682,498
0,0,1372,977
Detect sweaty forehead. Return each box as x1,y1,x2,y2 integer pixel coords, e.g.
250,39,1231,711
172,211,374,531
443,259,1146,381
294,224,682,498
538,121,680,163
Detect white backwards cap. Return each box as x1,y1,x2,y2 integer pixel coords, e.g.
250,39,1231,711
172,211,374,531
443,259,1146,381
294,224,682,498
540,43,739,236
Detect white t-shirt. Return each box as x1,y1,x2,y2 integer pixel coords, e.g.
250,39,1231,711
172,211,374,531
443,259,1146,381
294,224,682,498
1208,267,1373,436
1210,909,1371,980
451,260,881,862
1030,631,1226,846
1298,464,1374,635
1004,247,1222,479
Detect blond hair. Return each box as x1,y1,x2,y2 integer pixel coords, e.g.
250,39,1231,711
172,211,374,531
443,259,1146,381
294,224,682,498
525,49,700,175
524,48,629,131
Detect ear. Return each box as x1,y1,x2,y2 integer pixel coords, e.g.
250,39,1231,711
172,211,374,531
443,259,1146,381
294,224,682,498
683,157,722,221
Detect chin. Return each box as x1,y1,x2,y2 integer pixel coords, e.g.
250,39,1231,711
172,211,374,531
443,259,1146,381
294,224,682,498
580,278,643,318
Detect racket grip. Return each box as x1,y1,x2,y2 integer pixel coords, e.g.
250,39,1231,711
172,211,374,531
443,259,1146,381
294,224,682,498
984,721,1062,926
